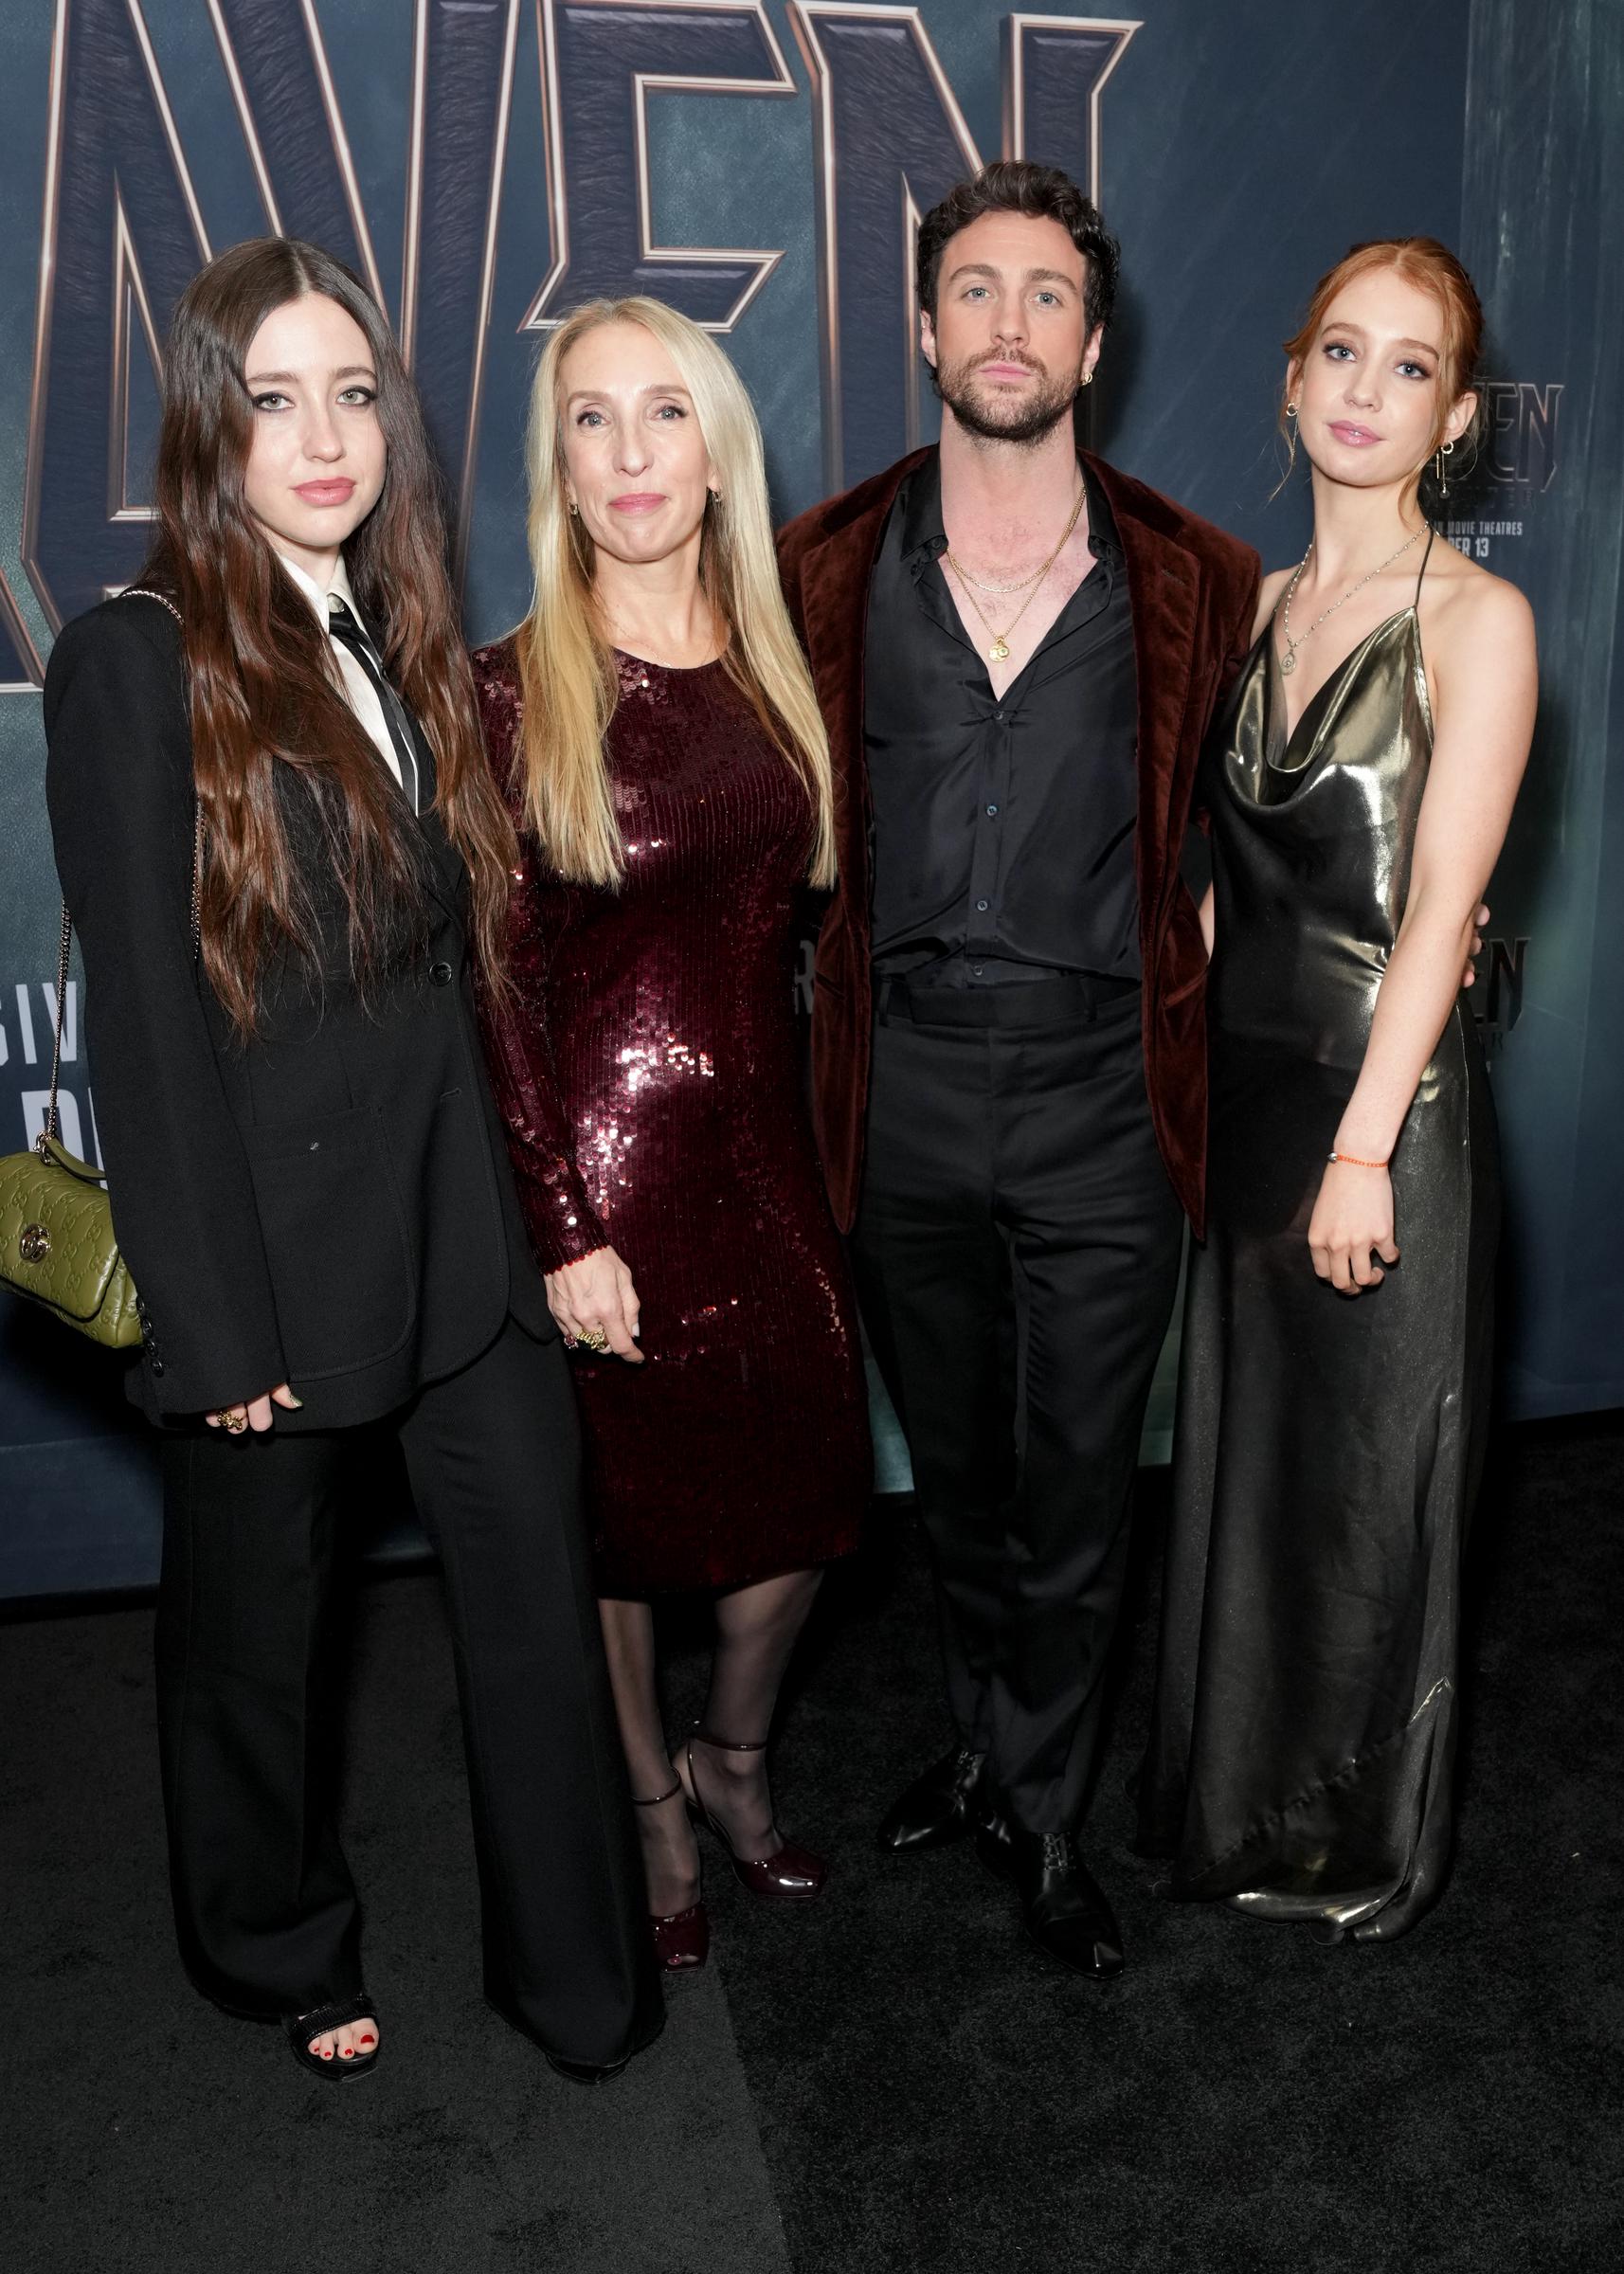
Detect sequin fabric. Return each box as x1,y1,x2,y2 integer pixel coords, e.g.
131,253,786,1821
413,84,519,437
473,641,871,1593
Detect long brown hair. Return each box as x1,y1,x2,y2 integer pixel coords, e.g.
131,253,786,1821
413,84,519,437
141,237,515,1034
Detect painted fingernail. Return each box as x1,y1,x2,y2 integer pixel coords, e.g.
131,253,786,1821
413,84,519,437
285,1393,305,1408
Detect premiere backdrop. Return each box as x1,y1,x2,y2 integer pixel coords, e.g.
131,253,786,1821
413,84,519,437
0,0,1617,1594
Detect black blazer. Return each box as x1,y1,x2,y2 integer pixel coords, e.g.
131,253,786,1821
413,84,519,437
43,592,551,1428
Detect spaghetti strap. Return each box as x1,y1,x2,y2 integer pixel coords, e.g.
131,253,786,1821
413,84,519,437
1414,524,1436,606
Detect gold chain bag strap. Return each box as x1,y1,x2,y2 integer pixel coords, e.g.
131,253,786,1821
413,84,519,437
0,590,201,1348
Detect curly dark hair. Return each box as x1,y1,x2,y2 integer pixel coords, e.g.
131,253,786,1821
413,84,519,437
916,161,1120,336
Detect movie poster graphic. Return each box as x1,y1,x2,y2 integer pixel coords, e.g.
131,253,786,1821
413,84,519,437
0,1,1617,1583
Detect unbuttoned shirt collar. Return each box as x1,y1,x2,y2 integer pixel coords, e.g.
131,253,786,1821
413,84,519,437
898,448,1123,581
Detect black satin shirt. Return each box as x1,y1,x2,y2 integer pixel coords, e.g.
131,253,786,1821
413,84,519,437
864,450,1140,985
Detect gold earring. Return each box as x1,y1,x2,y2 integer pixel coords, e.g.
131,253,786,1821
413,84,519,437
1435,439,1454,496
1081,370,1093,388
568,498,578,516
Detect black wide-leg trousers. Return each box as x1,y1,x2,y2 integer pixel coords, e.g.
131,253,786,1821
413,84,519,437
851,979,1184,1836
154,1317,662,2067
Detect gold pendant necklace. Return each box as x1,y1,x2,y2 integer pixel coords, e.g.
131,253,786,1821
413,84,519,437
945,481,1087,665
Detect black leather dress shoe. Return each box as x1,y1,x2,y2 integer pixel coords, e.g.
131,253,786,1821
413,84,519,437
976,1822,1125,1978
545,2050,630,2086
877,1744,988,1851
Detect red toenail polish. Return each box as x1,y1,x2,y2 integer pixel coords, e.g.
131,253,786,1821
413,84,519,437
360,2034,375,2047
341,2048,353,2059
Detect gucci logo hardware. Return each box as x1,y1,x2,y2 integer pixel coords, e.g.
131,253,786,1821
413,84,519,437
18,1223,51,1264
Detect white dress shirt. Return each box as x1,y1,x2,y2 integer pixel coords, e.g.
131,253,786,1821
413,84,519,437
276,551,403,790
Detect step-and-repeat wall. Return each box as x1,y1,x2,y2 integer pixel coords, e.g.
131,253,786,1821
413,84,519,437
1,1,1616,1593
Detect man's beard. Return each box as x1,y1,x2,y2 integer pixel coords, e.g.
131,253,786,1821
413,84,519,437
930,350,1078,446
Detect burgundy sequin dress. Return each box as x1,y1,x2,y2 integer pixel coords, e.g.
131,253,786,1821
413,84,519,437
473,640,871,1594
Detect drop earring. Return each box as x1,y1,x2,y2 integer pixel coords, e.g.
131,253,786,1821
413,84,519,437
1435,439,1454,497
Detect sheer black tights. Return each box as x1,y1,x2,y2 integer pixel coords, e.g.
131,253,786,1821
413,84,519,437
599,1568,823,1916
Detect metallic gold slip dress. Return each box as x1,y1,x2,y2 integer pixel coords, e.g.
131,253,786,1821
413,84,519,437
1139,530,1500,1941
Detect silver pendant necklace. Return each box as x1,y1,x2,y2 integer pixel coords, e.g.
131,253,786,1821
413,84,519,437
1277,528,1423,677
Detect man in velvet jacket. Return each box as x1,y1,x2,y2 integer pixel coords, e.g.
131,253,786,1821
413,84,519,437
776,162,1260,1978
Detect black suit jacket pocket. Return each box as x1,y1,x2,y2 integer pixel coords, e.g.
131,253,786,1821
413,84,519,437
244,1106,417,1378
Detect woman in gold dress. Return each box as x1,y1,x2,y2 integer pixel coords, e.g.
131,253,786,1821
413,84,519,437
1141,238,1536,1941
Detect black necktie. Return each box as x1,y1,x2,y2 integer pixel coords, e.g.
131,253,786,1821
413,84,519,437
327,595,421,815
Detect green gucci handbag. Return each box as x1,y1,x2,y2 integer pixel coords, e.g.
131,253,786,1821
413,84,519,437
0,589,198,1349
0,905,144,1346
0,1120,143,1348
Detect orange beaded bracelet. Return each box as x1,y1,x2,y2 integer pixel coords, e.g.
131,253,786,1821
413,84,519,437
1326,1149,1390,1168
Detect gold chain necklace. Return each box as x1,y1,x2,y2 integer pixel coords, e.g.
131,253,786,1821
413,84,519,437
1277,528,1422,677
944,482,1086,664
949,551,1058,598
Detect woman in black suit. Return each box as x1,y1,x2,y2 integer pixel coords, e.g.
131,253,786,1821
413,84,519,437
43,238,662,2084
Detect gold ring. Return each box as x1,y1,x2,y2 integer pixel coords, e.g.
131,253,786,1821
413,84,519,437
224,1412,247,1434
577,1326,610,1353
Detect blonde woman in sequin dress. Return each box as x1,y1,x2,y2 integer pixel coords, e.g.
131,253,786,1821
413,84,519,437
474,299,871,1973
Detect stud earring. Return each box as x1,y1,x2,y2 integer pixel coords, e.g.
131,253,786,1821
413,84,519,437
1080,370,1093,388
568,498,579,516
1286,401,1298,418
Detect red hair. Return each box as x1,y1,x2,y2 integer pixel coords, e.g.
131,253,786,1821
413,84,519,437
1281,237,1485,493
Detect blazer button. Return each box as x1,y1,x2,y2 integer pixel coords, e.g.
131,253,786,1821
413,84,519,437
429,960,453,986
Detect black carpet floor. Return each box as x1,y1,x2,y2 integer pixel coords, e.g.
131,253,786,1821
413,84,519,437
5,1417,1621,2273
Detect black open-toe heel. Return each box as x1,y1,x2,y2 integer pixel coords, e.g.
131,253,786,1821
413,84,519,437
285,1993,380,2082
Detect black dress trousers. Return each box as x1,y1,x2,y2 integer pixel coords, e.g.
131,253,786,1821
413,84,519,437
155,1318,663,2067
851,979,1184,1835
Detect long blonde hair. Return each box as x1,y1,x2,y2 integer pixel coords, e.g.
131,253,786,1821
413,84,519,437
512,297,835,890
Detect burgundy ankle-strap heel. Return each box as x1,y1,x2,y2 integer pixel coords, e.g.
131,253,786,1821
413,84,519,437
683,1728,826,1903
632,1776,710,1970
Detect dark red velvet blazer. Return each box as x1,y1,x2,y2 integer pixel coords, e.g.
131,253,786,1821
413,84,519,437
777,446,1261,1240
